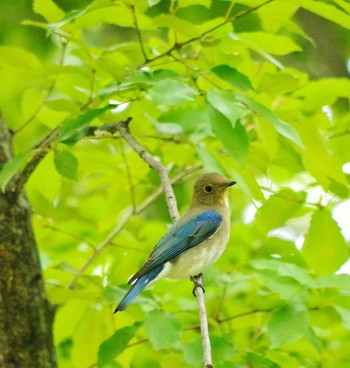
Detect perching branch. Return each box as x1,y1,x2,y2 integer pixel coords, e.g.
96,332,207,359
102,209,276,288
115,118,180,221
192,273,213,368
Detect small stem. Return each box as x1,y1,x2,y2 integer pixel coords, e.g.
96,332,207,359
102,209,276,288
192,273,213,368
116,119,179,221
131,3,148,62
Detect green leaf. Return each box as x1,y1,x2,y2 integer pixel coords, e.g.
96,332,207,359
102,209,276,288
252,259,314,287
158,105,209,133
0,46,41,71
334,305,350,330
247,352,281,368
295,0,350,30
313,274,350,290
197,144,226,175
268,304,309,348
237,32,302,55
207,104,249,164
254,189,305,234
54,149,78,180
255,271,307,301
58,104,112,141
152,14,201,38
207,90,249,124
302,209,349,276
148,0,162,5
0,151,33,192
97,322,141,368
33,0,65,23
237,94,303,147
211,64,253,91
149,80,198,107
295,78,350,112
74,5,137,28
144,310,181,350
184,336,234,366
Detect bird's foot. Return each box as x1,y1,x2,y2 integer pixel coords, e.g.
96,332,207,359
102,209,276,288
190,273,205,297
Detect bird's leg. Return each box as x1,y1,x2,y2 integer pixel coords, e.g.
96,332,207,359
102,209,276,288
190,273,205,297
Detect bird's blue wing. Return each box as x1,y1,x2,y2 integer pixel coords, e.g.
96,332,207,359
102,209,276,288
128,210,222,284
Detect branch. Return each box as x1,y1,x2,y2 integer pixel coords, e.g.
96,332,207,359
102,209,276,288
130,3,149,62
192,274,213,368
115,118,180,221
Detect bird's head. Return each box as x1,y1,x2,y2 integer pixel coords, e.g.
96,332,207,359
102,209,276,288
191,172,236,207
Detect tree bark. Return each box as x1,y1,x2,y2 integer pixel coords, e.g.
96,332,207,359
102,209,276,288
0,119,56,367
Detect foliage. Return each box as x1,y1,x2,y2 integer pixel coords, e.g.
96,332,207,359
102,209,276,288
1,0,350,367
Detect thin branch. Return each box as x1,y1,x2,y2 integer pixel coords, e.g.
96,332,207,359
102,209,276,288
119,140,137,212
217,308,274,324
145,0,275,65
131,3,149,62
115,118,180,221
192,274,213,368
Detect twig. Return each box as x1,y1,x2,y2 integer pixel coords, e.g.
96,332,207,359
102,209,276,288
130,3,148,62
192,274,213,368
116,118,180,221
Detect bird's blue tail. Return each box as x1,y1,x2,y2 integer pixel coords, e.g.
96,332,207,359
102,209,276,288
114,265,163,313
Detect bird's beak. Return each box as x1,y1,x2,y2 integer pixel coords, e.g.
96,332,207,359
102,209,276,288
226,180,236,187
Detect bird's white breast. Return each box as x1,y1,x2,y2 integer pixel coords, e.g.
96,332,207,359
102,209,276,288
164,224,230,279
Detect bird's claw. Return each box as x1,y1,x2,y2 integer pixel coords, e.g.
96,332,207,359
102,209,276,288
190,273,205,297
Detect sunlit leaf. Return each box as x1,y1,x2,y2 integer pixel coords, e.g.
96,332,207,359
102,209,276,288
254,189,305,234
149,80,198,106
207,90,249,124
0,46,41,71
33,0,65,23
54,149,78,180
237,94,303,147
247,352,281,368
334,305,350,330
207,104,249,164
97,322,141,367
184,336,234,366
302,209,349,275
237,32,302,55
268,304,309,348
58,104,112,141
145,310,181,350
294,0,350,29
211,64,253,91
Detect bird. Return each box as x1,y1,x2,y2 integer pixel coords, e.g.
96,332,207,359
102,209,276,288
114,172,236,313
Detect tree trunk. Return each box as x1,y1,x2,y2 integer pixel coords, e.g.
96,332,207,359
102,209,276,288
0,119,57,367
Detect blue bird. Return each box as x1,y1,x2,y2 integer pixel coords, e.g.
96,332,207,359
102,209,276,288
114,172,236,313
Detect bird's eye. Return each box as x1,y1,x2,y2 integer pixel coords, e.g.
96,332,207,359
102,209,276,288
204,185,213,193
